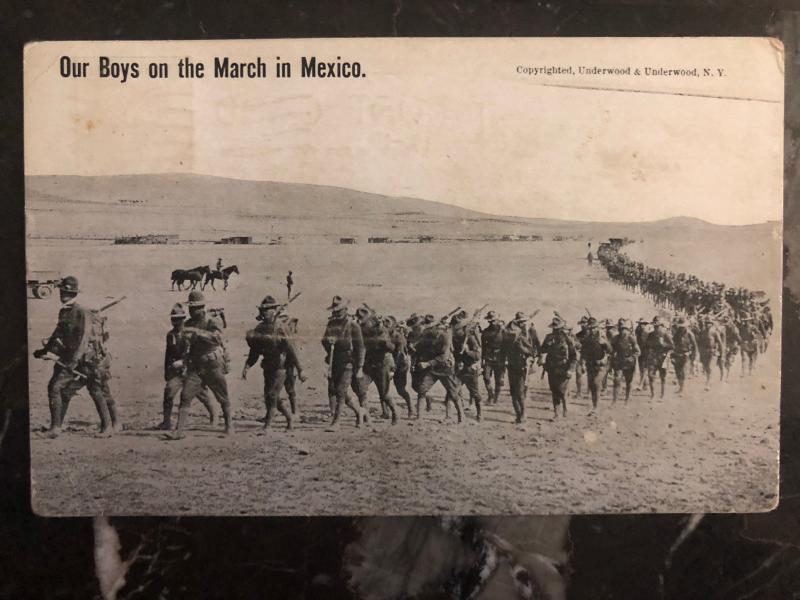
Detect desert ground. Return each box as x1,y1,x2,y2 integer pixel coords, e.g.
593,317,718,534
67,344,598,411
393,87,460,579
27,234,781,516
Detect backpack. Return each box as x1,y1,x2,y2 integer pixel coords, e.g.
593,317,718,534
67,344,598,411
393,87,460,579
82,309,111,372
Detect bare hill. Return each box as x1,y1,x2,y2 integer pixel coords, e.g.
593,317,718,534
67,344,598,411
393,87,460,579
25,174,776,242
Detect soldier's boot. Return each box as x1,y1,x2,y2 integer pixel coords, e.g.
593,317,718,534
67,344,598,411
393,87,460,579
288,393,297,415
426,395,433,412
106,397,119,431
474,396,482,422
221,401,234,435
415,396,424,419
453,396,463,424
659,378,666,399
277,399,293,430
494,384,502,404
91,391,113,436
380,397,390,420
399,391,413,419
552,398,559,418
328,393,336,417
387,398,398,425
612,379,619,404
172,406,191,440
159,393,174,430
648,376,656,399
330,400,341,426
625,382,632,403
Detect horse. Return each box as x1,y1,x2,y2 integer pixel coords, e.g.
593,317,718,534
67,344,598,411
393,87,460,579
171,266,211,291
204,265,240,291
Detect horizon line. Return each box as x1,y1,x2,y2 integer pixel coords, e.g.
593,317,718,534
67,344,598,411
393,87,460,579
25,171,782,228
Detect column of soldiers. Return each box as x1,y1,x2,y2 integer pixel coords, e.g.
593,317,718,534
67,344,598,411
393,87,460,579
34,266,774,438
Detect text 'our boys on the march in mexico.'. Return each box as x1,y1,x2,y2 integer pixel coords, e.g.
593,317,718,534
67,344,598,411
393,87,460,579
58,55,365,83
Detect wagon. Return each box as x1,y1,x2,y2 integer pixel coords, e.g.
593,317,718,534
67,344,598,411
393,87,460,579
27,271,62,299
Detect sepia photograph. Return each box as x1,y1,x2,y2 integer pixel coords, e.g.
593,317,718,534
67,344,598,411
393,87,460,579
24,38,782,516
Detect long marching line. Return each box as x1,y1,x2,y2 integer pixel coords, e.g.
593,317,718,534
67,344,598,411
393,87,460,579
32,245,774,439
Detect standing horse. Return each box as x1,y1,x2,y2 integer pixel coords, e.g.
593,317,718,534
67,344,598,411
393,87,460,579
204,265,240,291
171,266,211,291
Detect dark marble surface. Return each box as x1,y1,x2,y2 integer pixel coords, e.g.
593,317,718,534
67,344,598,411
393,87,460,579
2,2,799,598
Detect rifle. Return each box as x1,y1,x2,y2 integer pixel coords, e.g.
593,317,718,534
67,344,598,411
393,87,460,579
96,296,127,313
457,304,489,354
40,355,87,380
438,306,463,325
585,307,593,318
326,341,335,381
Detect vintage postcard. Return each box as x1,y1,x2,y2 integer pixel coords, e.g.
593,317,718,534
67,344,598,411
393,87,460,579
24,38,782,516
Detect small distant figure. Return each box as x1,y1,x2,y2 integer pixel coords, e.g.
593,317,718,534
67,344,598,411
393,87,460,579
286,270,294,299
587,242,593,265
216,257,223,272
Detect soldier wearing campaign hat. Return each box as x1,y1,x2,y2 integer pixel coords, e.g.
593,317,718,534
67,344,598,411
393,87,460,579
579,317,612,415
243,294,305,431
644,316,674,399
158,302,215,430
322,296,365,427
696,315,724,391
385,315,413,417
611,318,641,403
539,316,576,418
172,290,233,439
502,312,540,424
353,304,398,424
33,275,118,437
452,310,483,422
670,316,696,395
481,310,506,404
634,318,651,391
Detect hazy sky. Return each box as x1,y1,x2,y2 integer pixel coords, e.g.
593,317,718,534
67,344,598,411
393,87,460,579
25,38,783,224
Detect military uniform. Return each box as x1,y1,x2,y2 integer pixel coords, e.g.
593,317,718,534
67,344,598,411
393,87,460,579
670,321,697,394
245,297,302,430
697,320,724,389
161,303,214,429
412,320,463,422
174,291,232,437
387,318,413,417
579,319,612,412
574,318,589,398
611,321,641,403
540,319,577,417
601,320,618,391
481,313,506,404
722,318,741,379
502,314,539,424
322,296,364,426
281,315,301,414
645,318,674,399
355,308,398,424
634,319,651,390
34,276,117,436
739,318,760,375
452,314,483,422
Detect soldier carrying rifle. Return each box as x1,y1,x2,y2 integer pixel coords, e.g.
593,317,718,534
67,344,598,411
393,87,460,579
33,276,120,438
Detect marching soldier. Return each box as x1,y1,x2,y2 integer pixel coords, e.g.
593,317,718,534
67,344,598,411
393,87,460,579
452,310,483,422
601,319,618,392
539,317,577,418
243,295,305,431
574,316,589,399
354,305,398,424
481,311,506,404
385,316,413,418
286,271,294,300
611,319,640,403
216,257,223,272
722,315,741,381
579,317,611,414
670,317,697,395
739,316,760,376
502,312,539,424
644,316,673,399
159,303,215,430
280,313,301,414
634,318,650,391
172,290,233,439
33,275,118,438
412,315,463,423
322,296,365,427
696,316,724,391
